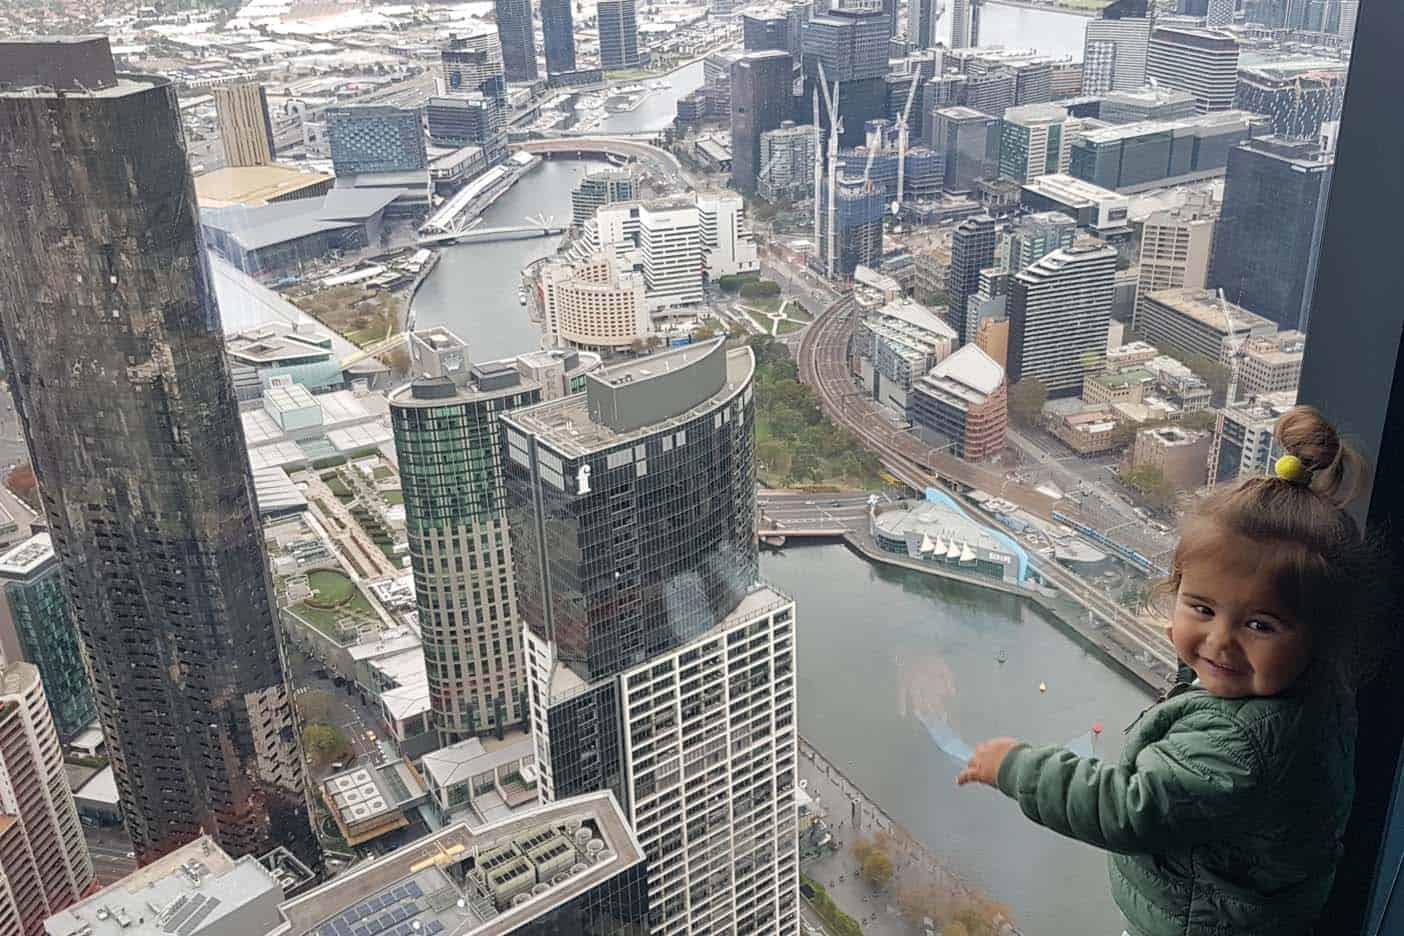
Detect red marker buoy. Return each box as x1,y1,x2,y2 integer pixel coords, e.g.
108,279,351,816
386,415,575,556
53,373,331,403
1092,722,1104,735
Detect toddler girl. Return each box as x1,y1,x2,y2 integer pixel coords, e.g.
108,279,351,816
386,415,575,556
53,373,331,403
958,406,1383,935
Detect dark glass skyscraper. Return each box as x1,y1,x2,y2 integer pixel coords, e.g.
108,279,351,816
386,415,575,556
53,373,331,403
1210,136,1334,332
947,214,1000,342
731,51,795,195
494,0,538,82
801,8,890,147
542,0,577,75
597,0,640,70
0,38,318,867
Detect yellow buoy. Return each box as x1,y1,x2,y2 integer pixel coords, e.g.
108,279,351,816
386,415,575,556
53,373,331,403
1038,682,1048,693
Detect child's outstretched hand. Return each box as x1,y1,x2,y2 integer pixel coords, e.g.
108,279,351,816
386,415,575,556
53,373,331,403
957,737,1020,787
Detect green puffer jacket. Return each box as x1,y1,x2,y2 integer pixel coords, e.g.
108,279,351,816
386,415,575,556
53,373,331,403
995,680,1356,935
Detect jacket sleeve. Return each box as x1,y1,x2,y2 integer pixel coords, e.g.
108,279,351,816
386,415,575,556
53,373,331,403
994,708,1263,854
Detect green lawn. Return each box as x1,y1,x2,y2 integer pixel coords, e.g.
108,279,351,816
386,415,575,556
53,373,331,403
383,490,404,506
324,476,354,499
306,569,355,606
785,302,813,322
371,466,394,481
776,319,805,335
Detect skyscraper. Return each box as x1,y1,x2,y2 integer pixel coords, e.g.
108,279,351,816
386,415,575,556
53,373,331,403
1008,242,1118,396
950,0,980,48
947,214,1000,342
1136,194,1218,318
801,8,890,147
997,103,1072,183
442,28,508,105
1081,16,1152,93
908,0,943,48
0,663,93,936
821,173,886,278
1146,26,1241,113
744,8,790,51
504,341,799,936
731,51,795,195
930,106,997,193
0,535,95,742
212,81,276,168
494,0,538,82
325,105,428,175
1210,136,1333,332
759,121,819,203
0,38,318,867
542,0,578,75
389,329,542,746
598,0,641,70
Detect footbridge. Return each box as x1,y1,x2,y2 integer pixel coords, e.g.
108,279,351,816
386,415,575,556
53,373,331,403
511,136,682,180
418,223,566,247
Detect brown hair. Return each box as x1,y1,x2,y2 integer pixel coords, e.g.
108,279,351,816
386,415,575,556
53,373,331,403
1155,405,1388,690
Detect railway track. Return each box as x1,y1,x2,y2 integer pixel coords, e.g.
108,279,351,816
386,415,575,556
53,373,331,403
797,298,1177,672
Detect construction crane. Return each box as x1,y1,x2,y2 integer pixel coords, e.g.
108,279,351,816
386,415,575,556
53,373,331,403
812,86,822,266
1218,287,1246,405
817,61,843,280
894,71,921,210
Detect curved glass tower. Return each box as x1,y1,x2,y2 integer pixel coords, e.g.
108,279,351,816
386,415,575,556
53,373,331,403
0,38,319,867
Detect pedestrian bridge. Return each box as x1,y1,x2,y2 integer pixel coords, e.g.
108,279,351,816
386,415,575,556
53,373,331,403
511,136,682,179
418,223,566,247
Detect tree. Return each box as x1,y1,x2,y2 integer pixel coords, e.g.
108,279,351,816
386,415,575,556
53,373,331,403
1007,378,1048,428
3,464,38,512
302,723,351,766
860,848,895,890
944,923,971,936
1122,464,1174,510
693,324,717,340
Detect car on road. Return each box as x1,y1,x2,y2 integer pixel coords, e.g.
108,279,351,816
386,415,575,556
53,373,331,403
125,851,135,859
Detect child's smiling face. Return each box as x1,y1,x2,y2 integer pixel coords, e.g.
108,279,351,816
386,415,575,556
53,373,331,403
1170,532,1316,698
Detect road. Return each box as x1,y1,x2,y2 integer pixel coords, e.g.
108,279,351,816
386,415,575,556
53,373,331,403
796,297,1176,674
85,826,137,886
287,645,391,774
758,491,880,532
0,383,31,473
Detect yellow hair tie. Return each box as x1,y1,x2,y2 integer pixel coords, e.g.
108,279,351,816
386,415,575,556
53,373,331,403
1274,454,1312,484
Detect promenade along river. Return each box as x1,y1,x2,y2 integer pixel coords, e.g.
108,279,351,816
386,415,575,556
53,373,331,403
413,26,1148,928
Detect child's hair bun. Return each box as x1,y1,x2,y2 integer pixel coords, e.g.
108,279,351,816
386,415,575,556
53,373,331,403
1274,405,1364,507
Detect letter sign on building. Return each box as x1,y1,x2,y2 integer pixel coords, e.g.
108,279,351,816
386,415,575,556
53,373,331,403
577,463,592,494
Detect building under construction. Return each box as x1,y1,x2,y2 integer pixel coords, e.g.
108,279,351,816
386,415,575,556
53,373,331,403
819,171,885,278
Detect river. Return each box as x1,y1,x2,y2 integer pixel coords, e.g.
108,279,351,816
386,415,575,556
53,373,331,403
962,1,1091,61
413,34,1143,931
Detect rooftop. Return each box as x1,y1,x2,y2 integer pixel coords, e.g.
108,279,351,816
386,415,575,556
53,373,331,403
194,165,333,209
915,344,1005,407
421,733,534,794
276,792,644,936
876,299,957,339
1021,173,1125,204
45,837,283,936
227,322,336,365
1141,287,1277,335
1076,109,1255,145
0,532,53,578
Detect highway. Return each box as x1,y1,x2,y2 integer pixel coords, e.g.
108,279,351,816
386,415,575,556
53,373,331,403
795,296,1177,673
758,491,880,532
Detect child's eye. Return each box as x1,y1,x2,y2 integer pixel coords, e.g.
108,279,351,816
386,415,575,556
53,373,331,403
1191,604,1212,616
1245,619,1277,634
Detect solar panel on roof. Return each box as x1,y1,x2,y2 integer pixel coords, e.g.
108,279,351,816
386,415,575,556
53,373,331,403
179,896,222,935
428,922,445,935
407,882,423,898
355,928,369,936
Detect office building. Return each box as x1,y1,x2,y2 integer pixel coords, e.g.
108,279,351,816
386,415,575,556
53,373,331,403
744,7,790,51
1235,61,1348,140
930,106,997,193
801,8,890,147
1099,86,1199,124
571,169,638,226
0,663,93,936
1208,392,1295,485
598,0,641,69
1008,243,1118,396
922,73,969,128
44,836,298,936
213,81,276,167
442,27,508,105
0,39,318,867
1210,136,1333,331
1050,62,1085,99
910,344,1008,459
1136,195,1217,317
703,49,744,119
1146,26,1241,113
698,191,761,279
964,70,1016,117
504,342,799,936
326,105,427,175
998,103,1073,183
853,300,958,415
495,0,538,82
950,0,979,48
1239,331,1306,398
1133,426,1213,489
267,793,648,935
542,0,577,75
758,122,818,203
1020,174,1132,238
539,253,652,350
947,214,1000,343
0,536,94,742
389,330,544,744
1082,16,1152,93
820,174,886,278
908,0,943,48
1005,210,1076,272
1068,110,1257,192
1133,287,1278,362
731,51,795,195
426,94,502,148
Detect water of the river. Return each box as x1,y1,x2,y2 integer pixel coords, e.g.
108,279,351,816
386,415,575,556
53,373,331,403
414,24,1143,929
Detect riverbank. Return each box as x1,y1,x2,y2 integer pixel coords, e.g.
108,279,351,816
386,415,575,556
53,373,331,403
985,0,1098,17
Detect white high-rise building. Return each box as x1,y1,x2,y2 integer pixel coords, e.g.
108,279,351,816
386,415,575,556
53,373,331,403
1082,17,1152,93
1135,194,1218,319
638,199,704,310
1146,26,1241,113
697,192,760,279
0,663,94,936
949,0,978,48
539,252,653,351
1008,242,1118,397
758,123,817,204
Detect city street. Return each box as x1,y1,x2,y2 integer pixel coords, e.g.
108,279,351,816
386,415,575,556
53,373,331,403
758,490,884,532
84,826,137,887
0,383,31,473
287,645,391,774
